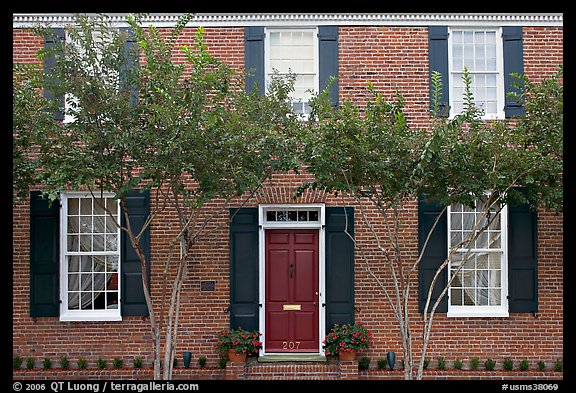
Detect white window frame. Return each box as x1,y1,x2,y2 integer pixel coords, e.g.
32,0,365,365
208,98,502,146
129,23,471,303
447,27,505,120
264,27,319,118
258,204,326,357
447,202,509,318
59,191,122,321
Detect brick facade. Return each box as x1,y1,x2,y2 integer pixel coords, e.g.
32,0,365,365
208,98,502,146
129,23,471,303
12,14,563,379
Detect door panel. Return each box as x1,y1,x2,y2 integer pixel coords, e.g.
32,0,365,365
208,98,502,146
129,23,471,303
265,229,319,353
268,249,289,302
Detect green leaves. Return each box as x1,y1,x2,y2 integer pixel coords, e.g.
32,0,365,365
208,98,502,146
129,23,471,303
304,69,563,213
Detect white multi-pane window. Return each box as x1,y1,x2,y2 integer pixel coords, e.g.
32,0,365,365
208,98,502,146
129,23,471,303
448,28,505,119
60,192,121,321
266,28,318,116
64,29,119,123
447,199,508,317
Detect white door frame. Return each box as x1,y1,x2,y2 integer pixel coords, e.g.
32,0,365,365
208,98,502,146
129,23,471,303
258,204,325,356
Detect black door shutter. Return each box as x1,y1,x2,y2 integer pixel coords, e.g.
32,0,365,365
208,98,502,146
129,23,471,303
43,28,65,121
428,26,449,116
30,191,60,317
318,26,339,107
418,196,448,313
503,26,525,118
325,207,354,329
119,27,139,106
244,27,265,95
508,202,538,313
121,189,151,316
229,208,259,330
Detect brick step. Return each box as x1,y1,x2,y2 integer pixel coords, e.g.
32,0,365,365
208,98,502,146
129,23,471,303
245,359,341,380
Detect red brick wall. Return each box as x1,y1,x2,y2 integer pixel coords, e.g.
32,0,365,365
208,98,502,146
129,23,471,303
12,23,563,374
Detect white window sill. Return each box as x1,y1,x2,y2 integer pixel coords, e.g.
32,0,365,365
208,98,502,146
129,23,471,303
60,311,122,322
447,309,509,318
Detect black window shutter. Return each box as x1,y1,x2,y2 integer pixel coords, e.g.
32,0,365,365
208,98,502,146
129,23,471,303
244,27,265,95
30,191,60,317
229,208,259,330
121,189,151,316
325,207,354,329
418,196,448,313
508,201,538,313
43,28,65,121
428,26,449,116
119,27,139,106
503,26,525,118
318,26,339,107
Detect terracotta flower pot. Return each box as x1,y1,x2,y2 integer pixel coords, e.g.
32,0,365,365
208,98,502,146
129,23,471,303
338,350,357,361
228,349,247,362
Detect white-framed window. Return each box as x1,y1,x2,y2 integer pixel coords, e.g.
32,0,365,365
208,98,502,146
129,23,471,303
448,28,505,119
64,28,120,124
60,191,122,321
447,199,508,317
265,28,319,116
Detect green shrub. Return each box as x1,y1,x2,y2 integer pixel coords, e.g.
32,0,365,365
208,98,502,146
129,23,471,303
437,356,446,370
376,359,387,369
217,357,227,369
553,359,563,372
519,359,529,371
454,358,463,370
484,358,496,371
112,358,123,368
423,358,430,369
537,360,546,371
198,356,207,368
77,358,88,369
97,358,106,370
26,357,35,370
42,358,52,370
358,357,370,370
503,357,513,371
59,356,70,370
470,357,479,371
133,357,143,368
13,356,23,370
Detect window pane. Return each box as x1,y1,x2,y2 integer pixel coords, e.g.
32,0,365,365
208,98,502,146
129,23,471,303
270,32,280,45
68,234,79,252
451,288,463,306
68,198,79,215
94,198,106,215
463,289,475,305
80,198,92,215
488,253,501,269
80,216,92,233
490,289,501,306
69,256,80,272
451,269,463,287
93,235,105,251
106,216,117,233
68,216,79,234
68,274,79,291
107,292,119,309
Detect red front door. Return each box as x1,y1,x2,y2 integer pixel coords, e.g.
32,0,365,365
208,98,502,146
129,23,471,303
265,229,319,352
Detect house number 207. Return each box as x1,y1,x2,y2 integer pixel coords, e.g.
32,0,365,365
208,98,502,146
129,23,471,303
282,341,301,350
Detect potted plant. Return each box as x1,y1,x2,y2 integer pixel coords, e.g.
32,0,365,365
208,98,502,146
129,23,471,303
323,322,373,361
215,327,262,362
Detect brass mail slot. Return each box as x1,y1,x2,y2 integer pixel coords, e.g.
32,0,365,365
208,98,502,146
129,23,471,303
283,304,302,311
